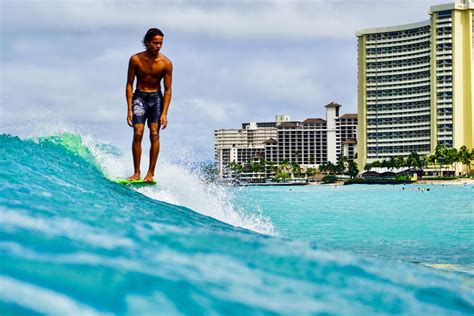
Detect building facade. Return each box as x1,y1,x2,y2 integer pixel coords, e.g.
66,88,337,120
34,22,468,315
356,0,473,169
214,103,357,178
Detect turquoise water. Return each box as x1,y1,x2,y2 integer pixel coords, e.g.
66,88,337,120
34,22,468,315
1,133,474,315
233,185,474,275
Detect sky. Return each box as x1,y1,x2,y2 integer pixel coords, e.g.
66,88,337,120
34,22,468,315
0,0,451,161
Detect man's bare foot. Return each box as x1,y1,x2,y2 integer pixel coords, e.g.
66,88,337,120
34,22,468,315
128,172,140,181
144,172,154,182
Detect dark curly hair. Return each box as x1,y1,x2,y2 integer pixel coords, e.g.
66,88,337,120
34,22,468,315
142,28,164,48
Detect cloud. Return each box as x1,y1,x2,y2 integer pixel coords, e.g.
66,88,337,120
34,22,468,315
180,98,244,123
240,59,323,106
2,0,450,40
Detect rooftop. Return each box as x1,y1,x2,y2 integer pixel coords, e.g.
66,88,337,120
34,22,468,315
303,118,326,124
338,114,358,120
325,102,342,108
263,138,278,145
277,122,301,129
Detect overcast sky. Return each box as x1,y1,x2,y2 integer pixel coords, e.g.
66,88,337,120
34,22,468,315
1,0,450,161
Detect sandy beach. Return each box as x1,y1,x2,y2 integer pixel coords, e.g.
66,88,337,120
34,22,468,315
416,178,474,186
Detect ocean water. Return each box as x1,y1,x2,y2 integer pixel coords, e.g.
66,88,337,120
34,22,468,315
1,133,474,315
233,185,474,276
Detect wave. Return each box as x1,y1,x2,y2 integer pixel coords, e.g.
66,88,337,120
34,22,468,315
81,133,275,235
1,133,473,315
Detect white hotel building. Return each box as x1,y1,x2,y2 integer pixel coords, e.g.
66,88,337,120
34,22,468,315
214,103,357,178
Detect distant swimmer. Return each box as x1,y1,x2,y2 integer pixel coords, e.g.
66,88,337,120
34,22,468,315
126,28,173,182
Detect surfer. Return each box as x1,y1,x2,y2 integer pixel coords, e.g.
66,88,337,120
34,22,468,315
126,28,173,182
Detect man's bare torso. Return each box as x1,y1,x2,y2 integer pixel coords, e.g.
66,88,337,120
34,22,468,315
132,52,171,92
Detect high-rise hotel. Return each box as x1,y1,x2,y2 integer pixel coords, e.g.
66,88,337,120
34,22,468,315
356,0,473,168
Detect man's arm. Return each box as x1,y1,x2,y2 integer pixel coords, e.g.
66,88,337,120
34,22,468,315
126,56,136,127
160,60,173,129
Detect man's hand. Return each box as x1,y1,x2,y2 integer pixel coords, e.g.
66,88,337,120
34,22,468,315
160,114,168,129
127,110,133,127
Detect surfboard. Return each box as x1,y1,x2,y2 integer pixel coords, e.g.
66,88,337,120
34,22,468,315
114,179,157,186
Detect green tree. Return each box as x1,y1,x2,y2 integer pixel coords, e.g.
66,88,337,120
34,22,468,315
336,156,348,175
406,151,423,170
458,146,473,174
435,144,448,174
319,162,328,174
446,147,459,172
275,172,290,181
372,160,381,169
306,167,317,176
364,163,372,172
388,156,396,170
327,161,337,175
426,154,437,170
347,160,359,179
228,161,243,173
394,156,405,169
291,161,302,176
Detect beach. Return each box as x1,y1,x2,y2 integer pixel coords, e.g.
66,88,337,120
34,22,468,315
416,178,474,185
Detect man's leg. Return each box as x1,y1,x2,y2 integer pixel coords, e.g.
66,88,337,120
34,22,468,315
144,123,160,182
128,124,145,180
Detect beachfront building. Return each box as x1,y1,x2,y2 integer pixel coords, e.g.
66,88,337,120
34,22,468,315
356,0,473,170
214,124,277,178
214,102,357,179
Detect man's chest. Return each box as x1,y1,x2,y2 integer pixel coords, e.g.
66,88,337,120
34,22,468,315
136,61,165,77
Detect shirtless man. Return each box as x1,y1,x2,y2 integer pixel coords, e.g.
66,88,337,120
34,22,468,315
126,28,173,182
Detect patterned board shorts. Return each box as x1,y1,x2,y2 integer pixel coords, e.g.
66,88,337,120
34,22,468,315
132,90,163,125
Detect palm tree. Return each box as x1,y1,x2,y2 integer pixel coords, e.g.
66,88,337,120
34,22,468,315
435,144,448,175
406,151,423,170
278,160,291,174
251,159,266,173
395,156,405,170
318,162,327,174
306,167,317,176
372,160,381,169
446,148,459,173
458,146,473,175
337,156,348,175
426,154,436,170
348,160,359,179
291,161,302,176
388,156,396,171
228,161,243,174
364,163,372,172
326,161,337,175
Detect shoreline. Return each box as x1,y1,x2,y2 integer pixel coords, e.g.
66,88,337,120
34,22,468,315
415,178,474,186
239,178,474,187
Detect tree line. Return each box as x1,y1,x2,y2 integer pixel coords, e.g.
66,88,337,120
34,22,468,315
228,156,360,180
364,145,474,174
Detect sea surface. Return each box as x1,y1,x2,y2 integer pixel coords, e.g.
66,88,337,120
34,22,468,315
1,133,473,315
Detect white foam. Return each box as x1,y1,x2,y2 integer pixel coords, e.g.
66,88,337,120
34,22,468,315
5,108,78,140
83,138,276,235
138,163,275,235
0,275,107,316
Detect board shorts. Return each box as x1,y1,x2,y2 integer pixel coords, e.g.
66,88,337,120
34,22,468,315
132,90,163,125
